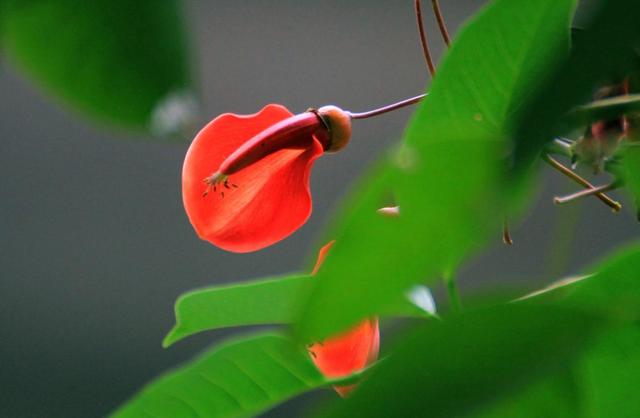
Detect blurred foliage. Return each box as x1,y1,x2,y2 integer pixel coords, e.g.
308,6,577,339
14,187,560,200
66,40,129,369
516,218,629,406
117,243,640,418
320,244,640,418
295,0,575,342
0,0,195,135
512,0,640,170
578,326,640,418
320,304,601,418
473,370,581,418
564,94,640,128
622,145,640,218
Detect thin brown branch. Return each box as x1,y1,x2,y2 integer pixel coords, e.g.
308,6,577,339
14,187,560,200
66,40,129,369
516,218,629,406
414,0,436,77
554,183,616,205
430,0,451,46
543,155,621,212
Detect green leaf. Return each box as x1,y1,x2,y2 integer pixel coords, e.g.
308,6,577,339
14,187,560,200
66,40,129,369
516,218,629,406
621,144,640,219
163,275,309,348
563,94,640,129
1,0,194,133
296,0,576,341
558,243,640,320
164,274,429,348
512,0,640,170
473,369,581,418
578,325,640,418
515,243,640,322
111,333,349,418
320,304,601,418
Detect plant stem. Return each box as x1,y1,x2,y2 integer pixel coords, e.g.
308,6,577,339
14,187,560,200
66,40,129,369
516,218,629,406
554,183,616,205
347,93,427,120
445,272,463,312
431,0,451,46
543,155,621,212
414,0,437,77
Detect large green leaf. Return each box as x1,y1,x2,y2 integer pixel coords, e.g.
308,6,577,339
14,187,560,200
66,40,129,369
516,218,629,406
111,333,351,418
558,243,640,319
473,369,581,418
164,275,310,348
163,274,429,348
516,243,640,322
621,144,640,219
578,325,640,418
320,304,601,418
512,0,640,170
1,0,194,133
296,0,576,341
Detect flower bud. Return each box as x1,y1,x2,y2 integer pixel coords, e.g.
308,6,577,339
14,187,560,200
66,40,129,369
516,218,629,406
317,105,352,152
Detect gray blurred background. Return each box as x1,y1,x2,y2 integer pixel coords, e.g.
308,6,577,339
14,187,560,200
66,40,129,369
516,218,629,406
0,1,637,417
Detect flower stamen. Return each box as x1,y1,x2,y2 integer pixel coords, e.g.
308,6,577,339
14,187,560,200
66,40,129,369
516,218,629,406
202,173,229,198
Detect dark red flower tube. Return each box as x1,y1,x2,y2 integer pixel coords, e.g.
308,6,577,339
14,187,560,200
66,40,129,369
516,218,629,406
182,104,351,253
307,241,380,397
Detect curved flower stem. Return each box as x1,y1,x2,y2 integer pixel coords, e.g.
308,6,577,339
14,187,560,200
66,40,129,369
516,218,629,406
414,0,436,77
347,93,428,120
430,0,451,46
347,0,443,121
444,271,463,312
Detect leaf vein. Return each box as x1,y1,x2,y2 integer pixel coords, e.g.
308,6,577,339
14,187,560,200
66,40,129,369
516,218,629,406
196,372,246,410
220,355,275,400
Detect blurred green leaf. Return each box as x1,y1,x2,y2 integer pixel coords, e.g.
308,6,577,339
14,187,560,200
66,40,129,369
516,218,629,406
296,0,576,341
516,243,640,321
563,94,640,129
320,304,601,418
473,369,580,418
0,0,194,134
558,243,640,320
111,333,350,418
621,144,640,219
578,325,640,418
164,274,429,348
512,0,640,170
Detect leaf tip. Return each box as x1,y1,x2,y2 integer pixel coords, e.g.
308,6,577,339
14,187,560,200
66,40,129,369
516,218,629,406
162,326,183,348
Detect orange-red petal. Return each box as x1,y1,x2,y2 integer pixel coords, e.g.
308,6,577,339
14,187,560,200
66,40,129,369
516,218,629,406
307,241,380,396
182,104,324,253
308,318,380,397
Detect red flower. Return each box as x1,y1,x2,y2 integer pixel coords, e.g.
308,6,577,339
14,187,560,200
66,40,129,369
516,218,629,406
307,241,380,397
182,104,351,253
309,318,380,397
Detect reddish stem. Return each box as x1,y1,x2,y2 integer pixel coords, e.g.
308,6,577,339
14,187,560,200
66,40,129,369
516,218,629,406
347,93,427,120
415,0,436,77
554,183,616,205
430,0,451,46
